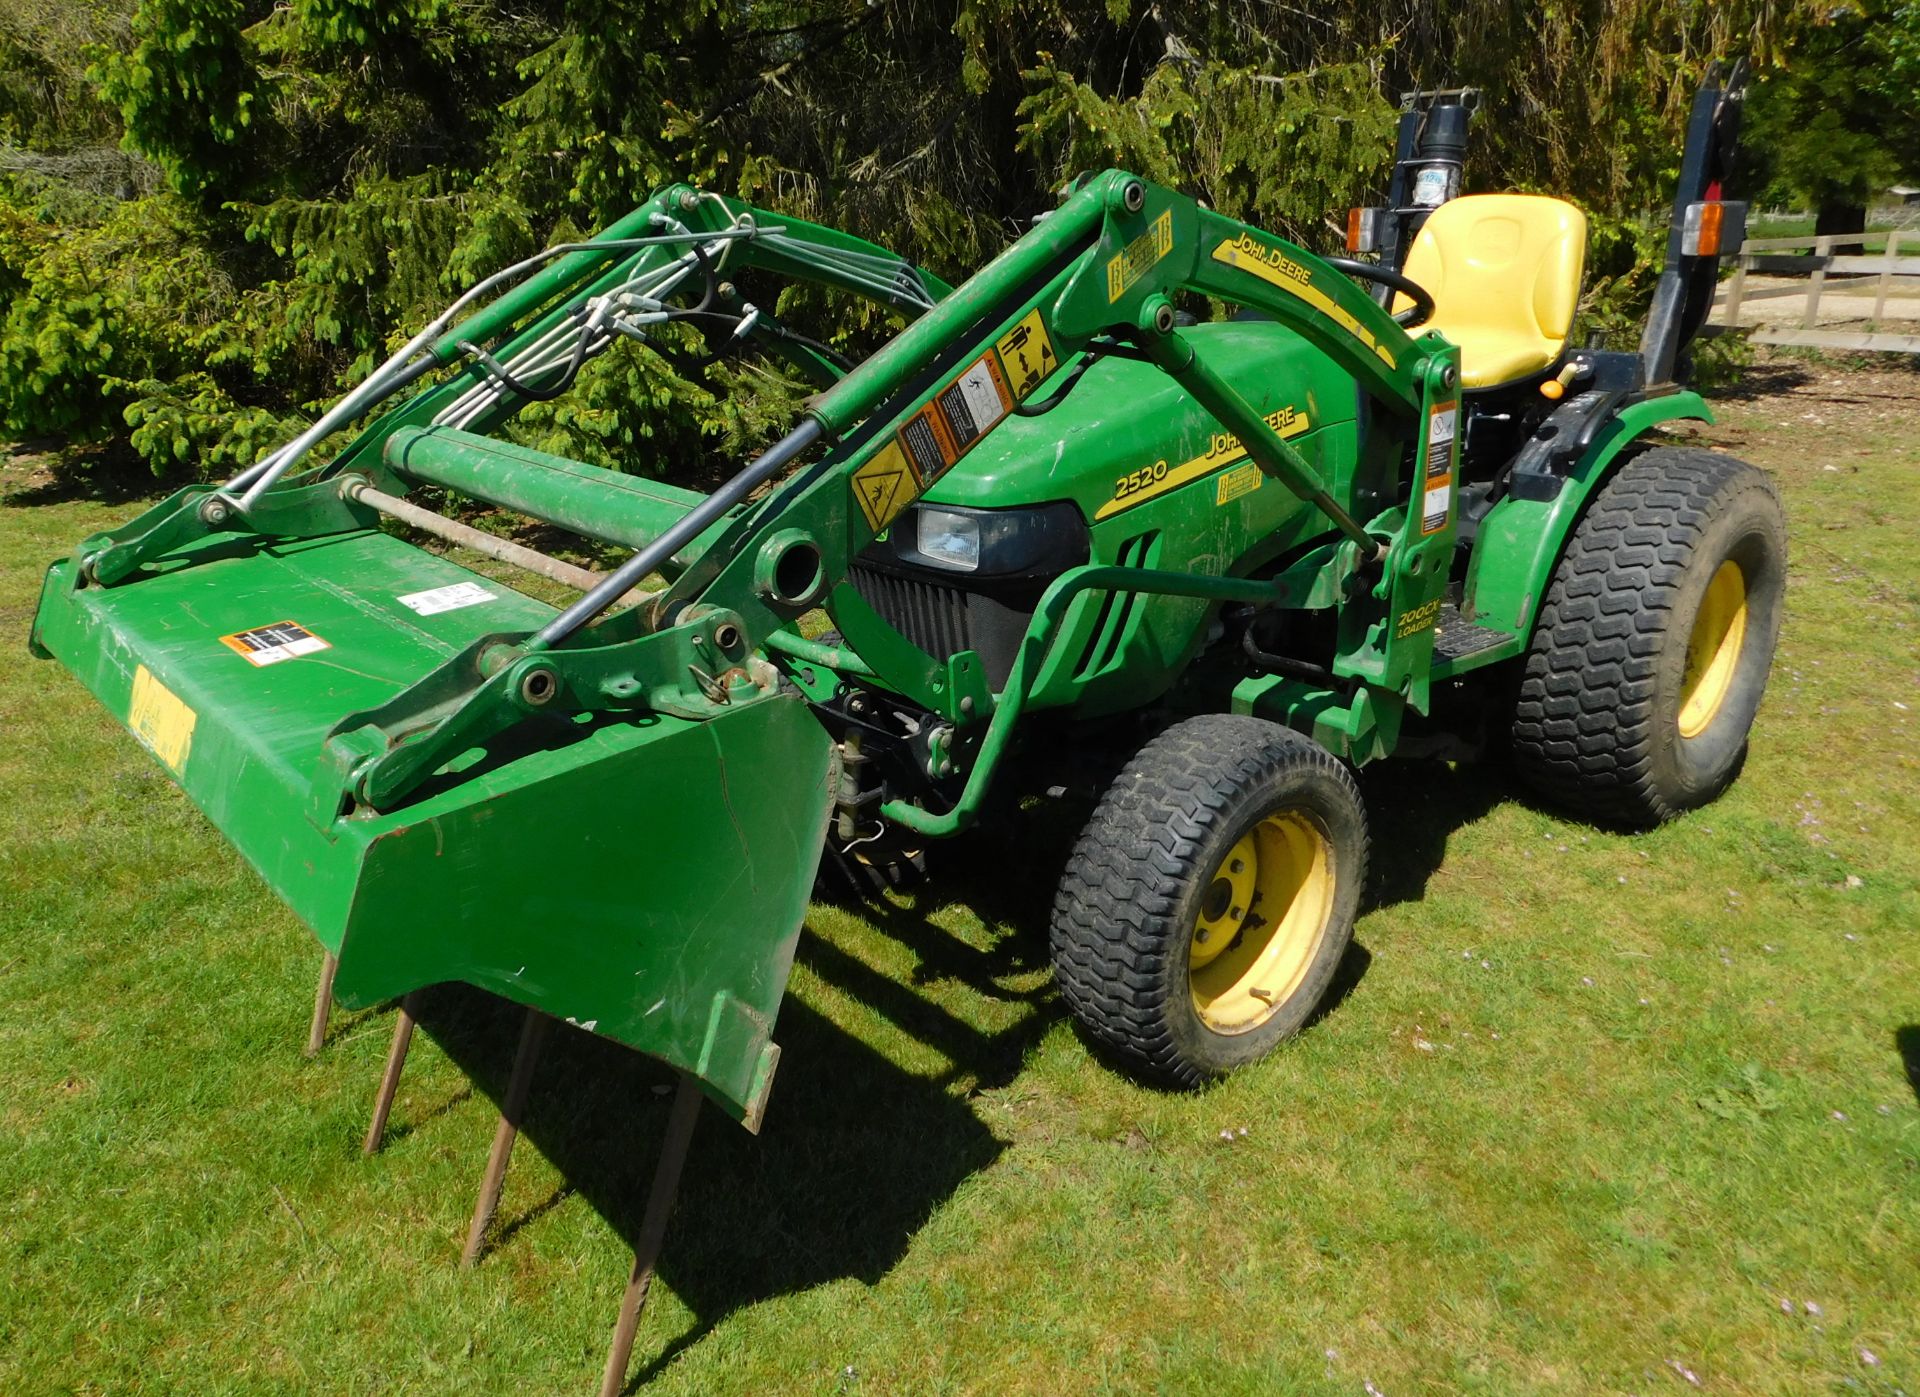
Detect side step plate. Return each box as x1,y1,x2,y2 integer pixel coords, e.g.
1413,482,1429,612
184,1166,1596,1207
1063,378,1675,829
1431,603,1518,667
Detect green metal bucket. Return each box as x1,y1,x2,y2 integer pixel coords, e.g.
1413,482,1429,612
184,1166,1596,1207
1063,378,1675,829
31,525,836,1129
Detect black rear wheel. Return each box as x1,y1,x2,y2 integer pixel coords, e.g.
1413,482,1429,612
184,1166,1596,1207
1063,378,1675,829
1049,714,1368,1085
1511,446,1787,825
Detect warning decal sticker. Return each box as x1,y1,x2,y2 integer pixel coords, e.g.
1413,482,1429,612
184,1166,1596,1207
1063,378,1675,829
940,354,1012,445
1215,461,1262,506
852,441,921,532
1421,401,1457,536
128,664,196,773
854,309,1060,536
996,310,1057,398
892,347,1014,489
220,619,330,667
897,404,955,483
1106,209,1174,302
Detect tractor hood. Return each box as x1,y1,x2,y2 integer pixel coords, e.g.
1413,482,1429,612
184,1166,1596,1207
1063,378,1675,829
920,319,1364,523
846,318,1382,717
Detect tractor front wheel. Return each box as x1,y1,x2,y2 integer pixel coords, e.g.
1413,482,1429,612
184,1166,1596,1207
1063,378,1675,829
1511,446,1787,826
1049,715,1368,1085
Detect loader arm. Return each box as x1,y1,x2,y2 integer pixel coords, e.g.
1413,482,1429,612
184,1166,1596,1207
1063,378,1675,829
333,172,1460,814
31,171,1458,1128
68,188,953,590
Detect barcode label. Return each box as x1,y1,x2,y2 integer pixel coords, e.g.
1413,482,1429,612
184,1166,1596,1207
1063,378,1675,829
220,620,330,667
398,581,493,616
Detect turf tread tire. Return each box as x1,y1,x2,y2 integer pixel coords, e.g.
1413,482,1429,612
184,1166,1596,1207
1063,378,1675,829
1049,714,1368,1086
1511,446,1786,826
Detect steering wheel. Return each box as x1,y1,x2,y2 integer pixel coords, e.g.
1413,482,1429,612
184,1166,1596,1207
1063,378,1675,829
1322,256,1437,329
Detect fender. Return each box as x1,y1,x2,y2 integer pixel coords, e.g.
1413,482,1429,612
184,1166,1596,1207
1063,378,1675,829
1461,391,1712,640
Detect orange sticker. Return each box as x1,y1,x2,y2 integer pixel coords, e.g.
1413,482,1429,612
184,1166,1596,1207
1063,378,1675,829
1421,401,1457,536
220,620,330,667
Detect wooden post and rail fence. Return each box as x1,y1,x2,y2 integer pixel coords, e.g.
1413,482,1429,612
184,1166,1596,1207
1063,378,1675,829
1711,229,1920,354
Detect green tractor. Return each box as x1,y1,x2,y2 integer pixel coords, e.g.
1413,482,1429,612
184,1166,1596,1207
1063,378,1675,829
32,68,1779,1125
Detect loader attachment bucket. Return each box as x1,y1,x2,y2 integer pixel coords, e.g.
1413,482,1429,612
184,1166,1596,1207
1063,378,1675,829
30,525,836,1129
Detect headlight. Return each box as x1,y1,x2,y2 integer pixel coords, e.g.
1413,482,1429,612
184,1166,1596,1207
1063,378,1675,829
860,500,1089,584
916,508,981,571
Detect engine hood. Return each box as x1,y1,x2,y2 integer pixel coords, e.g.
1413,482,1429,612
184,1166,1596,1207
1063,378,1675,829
920,318,1362,522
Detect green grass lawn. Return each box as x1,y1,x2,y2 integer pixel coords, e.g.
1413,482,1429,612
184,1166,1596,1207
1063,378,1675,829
3,357,1916,1395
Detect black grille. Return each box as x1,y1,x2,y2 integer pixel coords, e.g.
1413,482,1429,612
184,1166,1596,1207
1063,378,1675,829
850,565,974,662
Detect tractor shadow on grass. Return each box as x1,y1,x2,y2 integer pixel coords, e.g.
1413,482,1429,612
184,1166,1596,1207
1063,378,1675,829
1896,1027,1920,1109
401,760,1512,1384
412,989,1017,1389
1695,357,1815,406
405,817,1066,1388
1356,757,1510,912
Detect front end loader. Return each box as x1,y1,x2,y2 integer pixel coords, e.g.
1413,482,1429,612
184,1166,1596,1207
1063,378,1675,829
30,64,1779,1386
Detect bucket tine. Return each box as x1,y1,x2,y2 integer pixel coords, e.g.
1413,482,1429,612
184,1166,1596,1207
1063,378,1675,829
305,952,338,1057
598,1073,703,1397
363,992,421,1156
462,1007,553,1266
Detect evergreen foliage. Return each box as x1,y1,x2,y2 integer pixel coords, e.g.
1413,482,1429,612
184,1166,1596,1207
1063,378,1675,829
0,1,1872,483
1743,1,1920,232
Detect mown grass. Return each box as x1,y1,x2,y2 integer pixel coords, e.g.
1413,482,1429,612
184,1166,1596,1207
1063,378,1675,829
1745,214,1910,250
2,358,1916,1395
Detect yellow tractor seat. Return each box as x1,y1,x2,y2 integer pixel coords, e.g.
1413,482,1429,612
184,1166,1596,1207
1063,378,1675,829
1394,194,1588,389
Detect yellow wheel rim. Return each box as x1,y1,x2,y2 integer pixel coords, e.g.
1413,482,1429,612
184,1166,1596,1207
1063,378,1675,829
1188,811,1336,1034
1678,560,1748,738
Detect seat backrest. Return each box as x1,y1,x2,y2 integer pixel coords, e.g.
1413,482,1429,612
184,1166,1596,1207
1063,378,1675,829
1396,194,1588,389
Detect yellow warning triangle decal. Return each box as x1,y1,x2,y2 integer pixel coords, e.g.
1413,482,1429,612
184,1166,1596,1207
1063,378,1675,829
851,442,918,532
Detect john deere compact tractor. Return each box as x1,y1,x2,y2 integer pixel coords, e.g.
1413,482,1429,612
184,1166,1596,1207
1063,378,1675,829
33,70,1779,1121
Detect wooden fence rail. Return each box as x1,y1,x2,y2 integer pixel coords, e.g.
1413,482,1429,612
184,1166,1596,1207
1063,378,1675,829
1713,230,1920,353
